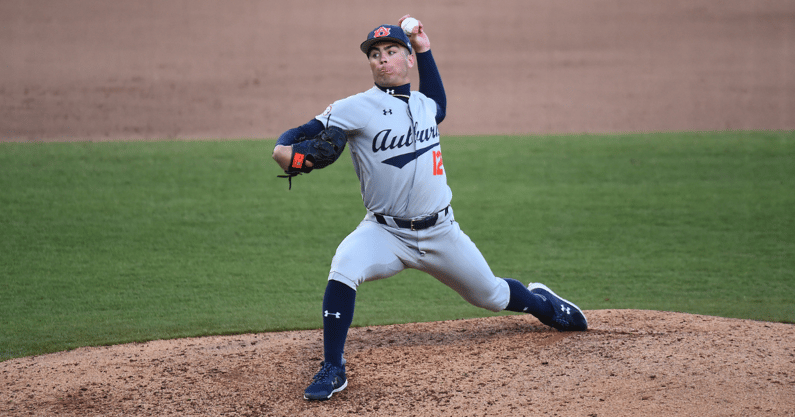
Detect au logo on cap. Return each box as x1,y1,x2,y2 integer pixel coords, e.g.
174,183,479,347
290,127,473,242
361,24,411,55
373,26,390,38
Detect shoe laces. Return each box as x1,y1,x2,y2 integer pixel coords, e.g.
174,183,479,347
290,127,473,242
312,361,336,382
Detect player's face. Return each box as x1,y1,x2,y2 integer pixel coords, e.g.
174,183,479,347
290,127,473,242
368,42,415,87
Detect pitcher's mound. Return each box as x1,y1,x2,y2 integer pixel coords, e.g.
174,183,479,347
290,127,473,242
2,310,793,416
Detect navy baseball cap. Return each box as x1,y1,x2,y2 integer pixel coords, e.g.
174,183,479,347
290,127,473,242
360,24,412,55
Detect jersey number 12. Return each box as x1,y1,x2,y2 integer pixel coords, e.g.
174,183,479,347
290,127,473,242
432,151,444,176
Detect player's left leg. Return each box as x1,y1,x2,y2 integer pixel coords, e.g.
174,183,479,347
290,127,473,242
305,218,412,400
304,279,353,401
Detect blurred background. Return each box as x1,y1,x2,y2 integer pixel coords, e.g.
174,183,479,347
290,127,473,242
1,0,793,141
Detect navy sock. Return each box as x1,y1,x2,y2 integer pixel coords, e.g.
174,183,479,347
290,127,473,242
502,278,553,317
322,280,356,367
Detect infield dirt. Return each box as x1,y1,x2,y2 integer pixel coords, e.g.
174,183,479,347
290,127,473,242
1,1,794,416
2,0,793,141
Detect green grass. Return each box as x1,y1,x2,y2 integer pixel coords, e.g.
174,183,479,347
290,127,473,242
1,130,793,361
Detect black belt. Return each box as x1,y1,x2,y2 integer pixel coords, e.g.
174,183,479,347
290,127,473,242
374,206,449,231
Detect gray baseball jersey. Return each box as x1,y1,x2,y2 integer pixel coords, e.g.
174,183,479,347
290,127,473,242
317,86,451,218
317,86,511,312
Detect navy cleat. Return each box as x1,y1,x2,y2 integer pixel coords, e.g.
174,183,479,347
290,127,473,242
304,361,348,401
527,283,588,331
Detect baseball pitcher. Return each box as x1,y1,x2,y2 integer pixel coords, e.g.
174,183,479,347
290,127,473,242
272,15,588,401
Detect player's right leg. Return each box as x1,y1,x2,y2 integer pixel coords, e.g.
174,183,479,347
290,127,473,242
499,278,588,331
525,282,587,331
418,219,587,331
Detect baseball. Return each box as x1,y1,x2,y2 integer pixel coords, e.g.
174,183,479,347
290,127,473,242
401,17,419,35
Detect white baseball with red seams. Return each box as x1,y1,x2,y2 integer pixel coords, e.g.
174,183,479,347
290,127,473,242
401,17,419,35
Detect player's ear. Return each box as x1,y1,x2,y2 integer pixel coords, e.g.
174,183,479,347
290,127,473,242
406,50,415,68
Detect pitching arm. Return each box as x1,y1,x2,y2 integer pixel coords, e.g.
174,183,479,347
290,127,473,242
416,50,447,124
400,15,447,124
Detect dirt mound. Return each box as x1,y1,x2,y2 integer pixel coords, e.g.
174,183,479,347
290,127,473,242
2,310,793,416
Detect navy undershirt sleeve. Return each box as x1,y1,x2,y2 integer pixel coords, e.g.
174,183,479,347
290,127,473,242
416,50,447,124
275,118,325,147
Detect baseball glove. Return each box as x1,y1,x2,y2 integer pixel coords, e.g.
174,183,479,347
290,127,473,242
278,126,347,189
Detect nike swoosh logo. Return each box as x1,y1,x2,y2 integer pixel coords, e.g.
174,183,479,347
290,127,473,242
381,142,440,168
